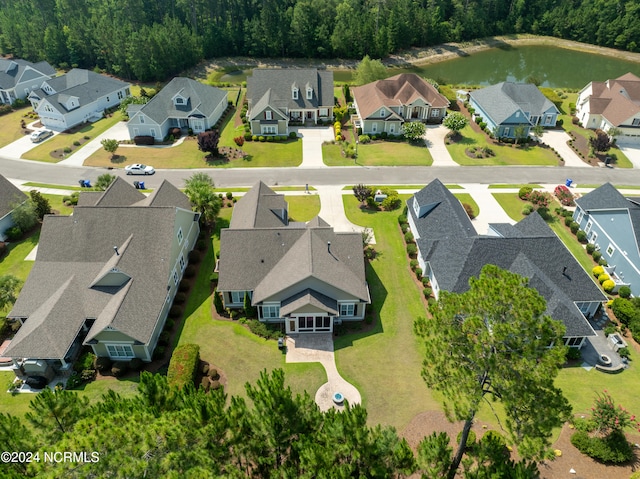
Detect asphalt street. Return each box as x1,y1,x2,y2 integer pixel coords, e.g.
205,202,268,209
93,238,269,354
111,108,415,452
2,155,640,189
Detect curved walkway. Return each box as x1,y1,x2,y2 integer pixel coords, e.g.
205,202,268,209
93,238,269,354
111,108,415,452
425,124,459,167
285,333,361,411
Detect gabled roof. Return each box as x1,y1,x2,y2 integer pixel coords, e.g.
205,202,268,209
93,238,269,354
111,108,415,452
130,77,227,124
247,69,333,117
469,82,558,125
584,73,640,126
352,73,449,120
575,183,633,211
280,288,338,316
5,180,193,360
0,174,27,218
0,58,55,90
229,181,288,229
31,68,129,113
409,181,605,338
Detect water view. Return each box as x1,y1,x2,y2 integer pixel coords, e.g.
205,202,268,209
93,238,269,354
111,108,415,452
220,45,640,89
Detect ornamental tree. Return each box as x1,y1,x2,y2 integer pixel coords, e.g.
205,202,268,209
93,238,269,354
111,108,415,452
402,121,426,142
414,265,572,478
591,391,638,436
184,172,222,228
590,129,612,153
352,184,372,204
443,112,468,138
197,130,220,157
100,138,119,159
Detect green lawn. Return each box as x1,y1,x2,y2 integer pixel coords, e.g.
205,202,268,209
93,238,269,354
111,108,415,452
488,184,542,189
22,113,125,162
287,195,321,222
42,194,75,216
453,193,480,218
447,125,559,166
0,108,32,147
323,142,434,166
0,229,39,282
342,184,463,191
491,193,527,222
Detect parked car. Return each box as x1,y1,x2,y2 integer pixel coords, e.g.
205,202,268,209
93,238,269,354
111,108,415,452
30,129,53,143
25,375,48,389
124,164,155,175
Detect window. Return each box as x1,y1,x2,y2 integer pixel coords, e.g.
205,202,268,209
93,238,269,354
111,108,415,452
431,109,440,117
372,123,377,133
173,270,179,285
589,231,598,244
390,124,395,133
177,228,183,244
340,303,355,317
606,244,615,256
503,127,510,136
633,118,640,126
179,254,186,271
118,91,124,100
140,116,145,124
292,88,298,100
319,108,328,117
380,108,386,117
413,198,420,217
262,305,280,319
175,97,184,104
265,110,272,120
576,209,584,224
585,221,592,234
306,88,312,99
565,337,582,347
231,291,244,304
107,344,134,358
262,125,277,134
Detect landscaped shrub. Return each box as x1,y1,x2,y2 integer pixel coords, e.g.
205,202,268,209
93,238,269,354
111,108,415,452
611,298,640,326
382,195,401,211
153,346,166,360
164,318,175,331
167,343,200,389
184,264,197,278
211,380,221,390
169,305,183,319
518,186,532,200
233,136,245,147
463,203,476,219
129,358,143,371
94,356,112,372
522,204,533,216
456,430,477,450
571,430,634,464
410,259,418,271
592,251,602,262
178,279,190,292
398,214,408,225
422,277,430,286
74,351,96,373
592,265,604,277
564,216,573,227
214,289,224,314
134,135,154,145
603,280,616,293
407,244,417,257
289,131,297,139
586,243,596,254
200,376,211,391
598,273,610,284
415,268,422,277
404,231,414,243
158,331,171,346
173,292,187,305
4,226,22,241
208,368,219,379
619,286,631,298
598,258,608,266
570,222,580,234
423,288,432,298
359,134,371,144
576,230,587,242
111,361,129,377
247,319,279,340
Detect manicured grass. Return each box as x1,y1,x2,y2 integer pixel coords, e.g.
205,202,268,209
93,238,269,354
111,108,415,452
341,184,463,191
42,194,75,216
23,182,85,191
322,142,434,166
21,113,125,162
447,125,559,166
577,184,640,190
338,196,439,429
214,186,316,194
85,136,302,169
0,229,39,282
488,184,542,189
453,193,480,218
0,108,32,147
287,195,321,222
491,193,527,222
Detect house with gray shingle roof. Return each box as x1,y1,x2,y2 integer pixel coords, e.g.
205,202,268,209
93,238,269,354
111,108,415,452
408,179,605,349
217,181,369,334
27,68,130,131
4,178,199,380
573,183,640,297
0,174,28,241
127,77,228,141
469,82,559,139
246,69,333,136
576,73,640,146
0,58,55,105
352,73,449,135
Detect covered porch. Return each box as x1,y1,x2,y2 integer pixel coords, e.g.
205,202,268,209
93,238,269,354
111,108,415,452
280,288,338,334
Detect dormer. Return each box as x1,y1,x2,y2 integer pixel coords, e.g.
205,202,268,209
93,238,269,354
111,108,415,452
292,84,299,100
172,90,189,107
4,60,17,73
60,94,80,111
306,82,313,100
41,81,55,95
413,198,440,219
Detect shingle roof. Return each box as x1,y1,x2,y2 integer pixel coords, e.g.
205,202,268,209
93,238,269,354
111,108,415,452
584,73,640,126
247,69,333,118
0,58,55,90
0,174,27,218
470,82,558,125
5,181,192,360
352,73,449,120
280,288,338,316
409,181,605,338
130,77,227,124
575,182,635,211
229,181,288,229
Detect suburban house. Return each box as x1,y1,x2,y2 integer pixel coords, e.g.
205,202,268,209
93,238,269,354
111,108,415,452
575,72,640,145
0,174,28,241
127,77,228,141
468,82,560,139
0,58,56,105
27,68,131,131
217,182,370,334
573,183,640,297
351,73,449,135
4,178,199,380
246,69,333,136
407,179,605,349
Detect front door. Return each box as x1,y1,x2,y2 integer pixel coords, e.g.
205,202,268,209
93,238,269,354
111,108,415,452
306,111,313,120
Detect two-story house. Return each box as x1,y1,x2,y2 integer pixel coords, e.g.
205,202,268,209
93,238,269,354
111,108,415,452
0,58,55,105
217,182,370,334
0,174,28,241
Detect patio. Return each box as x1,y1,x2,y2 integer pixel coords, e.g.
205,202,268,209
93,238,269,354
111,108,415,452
579,311,627,373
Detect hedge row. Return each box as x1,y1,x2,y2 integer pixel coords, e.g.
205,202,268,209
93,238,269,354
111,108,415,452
167,343,200,389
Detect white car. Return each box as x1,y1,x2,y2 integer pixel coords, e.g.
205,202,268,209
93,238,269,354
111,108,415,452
30,130,53,143
124,164,155,175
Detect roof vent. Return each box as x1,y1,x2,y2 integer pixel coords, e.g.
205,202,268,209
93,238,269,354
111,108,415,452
327,241,331,252
113,246,119,256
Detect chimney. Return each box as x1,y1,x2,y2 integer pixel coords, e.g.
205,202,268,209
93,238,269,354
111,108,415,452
113,246,119,256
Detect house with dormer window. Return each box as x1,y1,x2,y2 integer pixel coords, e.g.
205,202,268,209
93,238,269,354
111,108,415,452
27,68,130,131
0,58,55,105
4,178,199,381
351,74,449,135
127,77,227,141
217,182,370,334
468,82,559,139
0,174,28,241
246,69,334,135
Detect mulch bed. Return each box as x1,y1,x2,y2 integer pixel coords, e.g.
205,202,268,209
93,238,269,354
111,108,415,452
49,136,91,160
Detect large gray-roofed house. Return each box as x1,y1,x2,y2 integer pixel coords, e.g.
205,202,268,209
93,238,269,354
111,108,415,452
573,183,640,297
127,77,227,141
0,174,28,241
5,178,199,379
468,82,559,139
246,69,334,136
408,179,605,348
0,58,55,105
217,182,369,334
27,68,131,131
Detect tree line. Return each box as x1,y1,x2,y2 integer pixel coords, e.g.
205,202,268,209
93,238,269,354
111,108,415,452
0,0,639,81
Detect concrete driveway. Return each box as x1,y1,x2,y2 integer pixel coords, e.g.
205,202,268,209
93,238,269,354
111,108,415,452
425,124,458,167
0,125,58,160
58,121,130,166
617,144,640,169
293,126,333,168
539,130,590,168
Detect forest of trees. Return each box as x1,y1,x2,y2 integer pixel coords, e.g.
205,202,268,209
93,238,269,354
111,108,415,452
1,0,639,81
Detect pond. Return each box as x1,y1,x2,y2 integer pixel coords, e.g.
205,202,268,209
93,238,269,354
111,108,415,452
219,45,640,89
